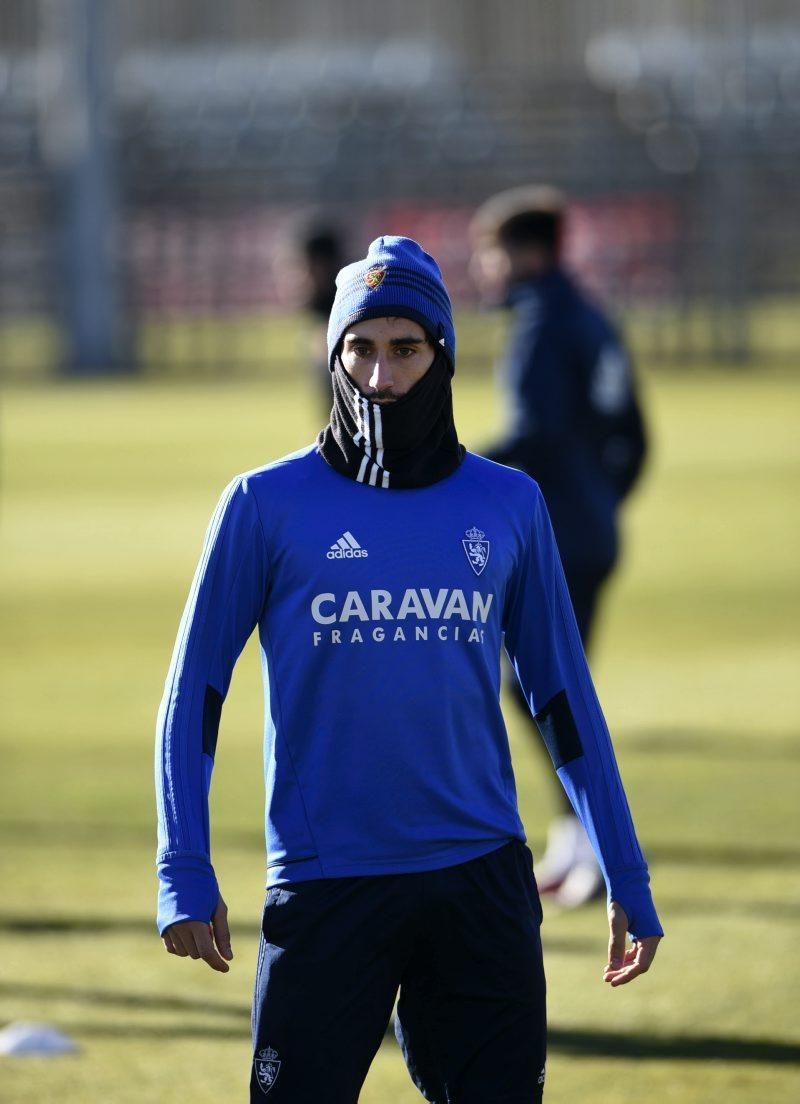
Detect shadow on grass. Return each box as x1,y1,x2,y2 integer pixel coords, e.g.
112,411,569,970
0,980,248,1018
0,914,594,953
3,981,800,1065
13,1016,799,1066
658,897,800,922
0,914,240,937
6,816,800,869
546,1028,800,1065
6,892,800,942
1,818,265,850
648,842,800,868
620,728,800,762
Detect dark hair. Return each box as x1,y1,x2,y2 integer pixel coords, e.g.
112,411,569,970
471,185,566,257
302,228,343,264
497,209,562,253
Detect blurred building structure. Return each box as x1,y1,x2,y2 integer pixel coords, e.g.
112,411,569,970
1,0,799,374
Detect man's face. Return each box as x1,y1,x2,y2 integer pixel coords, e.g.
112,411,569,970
339,317,435,403
470,240,553,302
469,242,512,302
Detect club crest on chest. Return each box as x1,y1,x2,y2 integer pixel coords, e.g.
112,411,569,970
463,527,490,576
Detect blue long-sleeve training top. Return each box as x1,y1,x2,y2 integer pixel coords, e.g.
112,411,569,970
155,446,662,939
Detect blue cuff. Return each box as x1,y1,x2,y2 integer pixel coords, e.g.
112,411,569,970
156,853,220,935
608,867,664,940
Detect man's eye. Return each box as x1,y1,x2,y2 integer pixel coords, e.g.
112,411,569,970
396,347,415,358
352,346,371,357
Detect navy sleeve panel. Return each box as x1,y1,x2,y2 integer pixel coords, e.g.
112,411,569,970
202,685,224,760
503,487,662,939
534,690,583,771
155,476,268,934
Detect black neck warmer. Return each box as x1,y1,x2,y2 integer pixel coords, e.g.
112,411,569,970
317,350,465,489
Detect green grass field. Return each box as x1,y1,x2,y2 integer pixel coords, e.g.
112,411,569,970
1,367,799,1102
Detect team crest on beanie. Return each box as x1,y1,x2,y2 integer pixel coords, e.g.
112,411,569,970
364,265,387,290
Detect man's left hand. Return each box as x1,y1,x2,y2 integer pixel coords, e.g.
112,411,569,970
603,900,661,987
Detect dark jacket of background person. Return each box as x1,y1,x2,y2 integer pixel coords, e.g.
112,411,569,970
487,265,647,584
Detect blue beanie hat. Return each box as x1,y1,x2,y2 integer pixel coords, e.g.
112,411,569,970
327,236,456,372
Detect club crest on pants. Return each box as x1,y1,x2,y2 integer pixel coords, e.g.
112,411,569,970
254,1046,281,1095
462,527,490,576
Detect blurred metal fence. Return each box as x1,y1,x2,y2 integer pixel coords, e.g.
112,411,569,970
1,0,799,375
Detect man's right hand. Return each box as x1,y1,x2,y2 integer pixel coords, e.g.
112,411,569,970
162,895,234,973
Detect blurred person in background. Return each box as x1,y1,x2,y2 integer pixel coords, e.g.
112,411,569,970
155,236,661,1103
274,218,348,417
471,186,648,909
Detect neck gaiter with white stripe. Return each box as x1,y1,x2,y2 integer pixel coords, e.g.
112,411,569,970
317,350,465,490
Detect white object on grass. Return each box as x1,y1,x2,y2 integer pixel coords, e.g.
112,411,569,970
0,1022,79,1056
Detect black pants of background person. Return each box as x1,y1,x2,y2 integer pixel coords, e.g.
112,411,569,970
250,841,547,1102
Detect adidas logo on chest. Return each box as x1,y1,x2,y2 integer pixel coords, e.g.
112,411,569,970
327,531,369,560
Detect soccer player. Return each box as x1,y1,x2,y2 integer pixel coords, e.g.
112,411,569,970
155,236,662,1102
471,187,649,908
271,219,348,418
297,221,348,417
